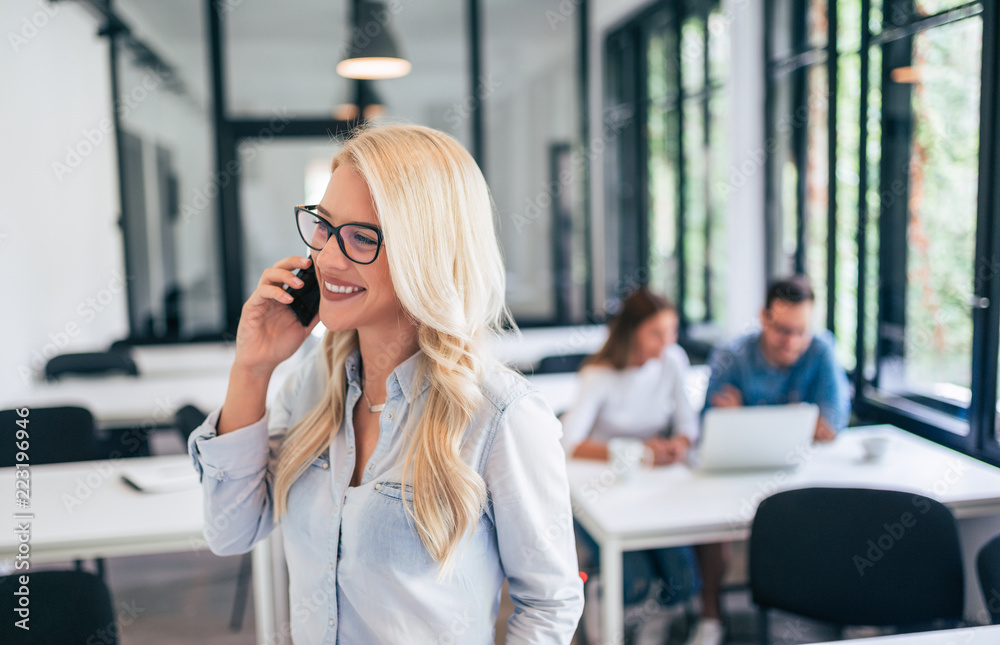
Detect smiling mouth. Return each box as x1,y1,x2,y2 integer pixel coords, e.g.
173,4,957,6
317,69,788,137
324,281,364,294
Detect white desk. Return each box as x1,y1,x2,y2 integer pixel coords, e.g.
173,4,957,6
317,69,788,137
494,325,608,372
130,342,237,377
813,624,1000,644
2,350,300,429
0,455,281,645
567,425,1000,643
5,374,231,429
0,455,203,564
526,373,581,417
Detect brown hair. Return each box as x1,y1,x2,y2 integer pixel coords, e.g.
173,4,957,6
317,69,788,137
585,288,677,370
765,275,814,310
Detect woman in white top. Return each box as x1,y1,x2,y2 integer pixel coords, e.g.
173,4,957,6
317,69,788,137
561,289,697,461
561,288,699,645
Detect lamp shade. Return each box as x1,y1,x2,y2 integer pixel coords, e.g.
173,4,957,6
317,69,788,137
337,1,411,80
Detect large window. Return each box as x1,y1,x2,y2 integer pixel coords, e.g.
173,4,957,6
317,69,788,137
766,0,1000,464
483,0,589,324
108,0,593,339
605,0,728,349
113,0,225,340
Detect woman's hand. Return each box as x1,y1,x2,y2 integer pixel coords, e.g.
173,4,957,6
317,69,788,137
233,255,319,377
644,436,691,466
217,256,318,435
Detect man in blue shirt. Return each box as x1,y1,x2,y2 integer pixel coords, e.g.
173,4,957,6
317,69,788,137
684,276,851,645
704,274,851,440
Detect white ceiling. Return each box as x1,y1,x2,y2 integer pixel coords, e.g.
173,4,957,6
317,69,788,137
117,0,560,43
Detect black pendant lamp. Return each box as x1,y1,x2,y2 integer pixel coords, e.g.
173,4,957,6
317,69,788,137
337,0,411,80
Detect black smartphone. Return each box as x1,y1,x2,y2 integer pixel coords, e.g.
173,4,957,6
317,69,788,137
283,260,320,326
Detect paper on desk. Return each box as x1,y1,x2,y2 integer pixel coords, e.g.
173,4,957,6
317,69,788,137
120,462,201,493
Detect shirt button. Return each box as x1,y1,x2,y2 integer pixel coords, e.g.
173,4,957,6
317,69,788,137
374,482,382,490
216,473,225,481
387,413,393,419
321,462,329,469
329,619,335,626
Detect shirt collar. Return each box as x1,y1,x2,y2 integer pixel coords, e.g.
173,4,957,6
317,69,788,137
344,347,429,403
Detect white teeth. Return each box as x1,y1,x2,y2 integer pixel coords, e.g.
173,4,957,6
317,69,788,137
324,281,363,294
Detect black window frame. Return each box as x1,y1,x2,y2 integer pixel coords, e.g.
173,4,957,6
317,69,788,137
765,0,1000,466
603,0,726,354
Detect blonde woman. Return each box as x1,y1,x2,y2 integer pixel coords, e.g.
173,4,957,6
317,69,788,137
188,125,584,643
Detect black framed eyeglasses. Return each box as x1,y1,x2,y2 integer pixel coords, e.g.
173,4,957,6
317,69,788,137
294,205,384,265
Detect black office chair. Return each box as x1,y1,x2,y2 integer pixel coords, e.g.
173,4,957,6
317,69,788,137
535,353,590,374
0,406,98,465
44,351,139,381
977,532,1000,624
749,487,964,643
41,351,151,459
174,404,208,445
0,570,117,644
107,338,134,354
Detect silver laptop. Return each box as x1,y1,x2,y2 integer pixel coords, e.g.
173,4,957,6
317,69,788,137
695,403,819,472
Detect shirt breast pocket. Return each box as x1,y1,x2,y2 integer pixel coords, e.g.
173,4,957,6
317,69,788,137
350,481,493,575
373,480,411,502
358,481,436,572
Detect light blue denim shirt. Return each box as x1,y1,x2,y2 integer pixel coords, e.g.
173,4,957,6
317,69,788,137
188,345,584,644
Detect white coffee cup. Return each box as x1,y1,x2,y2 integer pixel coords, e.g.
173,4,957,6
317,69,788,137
607,438,652,484
861,436,889,462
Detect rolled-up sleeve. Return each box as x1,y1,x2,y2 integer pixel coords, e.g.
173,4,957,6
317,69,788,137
187,350,317,556
485,390,585,644
187,409,277,556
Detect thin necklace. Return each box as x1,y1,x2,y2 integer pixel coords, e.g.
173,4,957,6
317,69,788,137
360,373,386,413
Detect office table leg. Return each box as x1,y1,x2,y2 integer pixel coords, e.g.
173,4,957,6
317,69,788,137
252,536,277,645
600,537,624,644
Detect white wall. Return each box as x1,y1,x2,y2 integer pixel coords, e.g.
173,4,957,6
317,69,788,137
588,0,766,338
1,0,127,399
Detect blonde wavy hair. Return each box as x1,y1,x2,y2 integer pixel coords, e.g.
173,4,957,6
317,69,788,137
272,124,511,574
